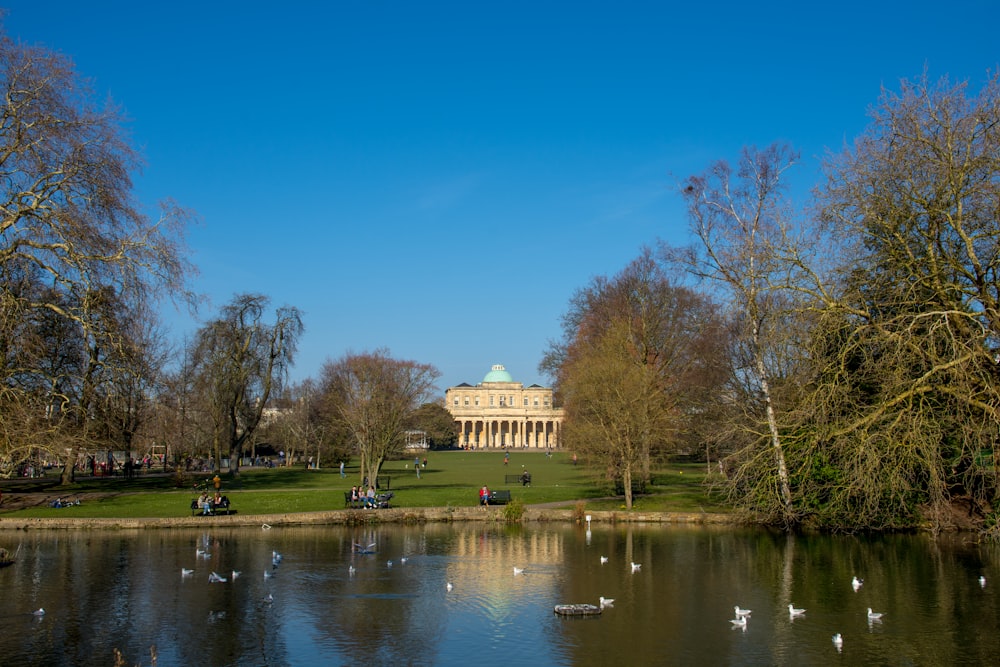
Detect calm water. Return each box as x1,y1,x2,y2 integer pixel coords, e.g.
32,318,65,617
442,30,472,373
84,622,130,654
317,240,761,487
1,523,998,666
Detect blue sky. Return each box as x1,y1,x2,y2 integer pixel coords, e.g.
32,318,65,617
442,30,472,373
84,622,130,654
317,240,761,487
5,1,997,393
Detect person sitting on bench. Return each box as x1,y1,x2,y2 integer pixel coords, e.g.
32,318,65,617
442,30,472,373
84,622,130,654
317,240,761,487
480,485,490,505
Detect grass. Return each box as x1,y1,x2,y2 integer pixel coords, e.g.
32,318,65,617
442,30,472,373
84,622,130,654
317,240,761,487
0,451,729,519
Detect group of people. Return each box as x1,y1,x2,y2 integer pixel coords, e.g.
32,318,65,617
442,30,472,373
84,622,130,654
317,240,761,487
197,491,228,515
349,485,378,508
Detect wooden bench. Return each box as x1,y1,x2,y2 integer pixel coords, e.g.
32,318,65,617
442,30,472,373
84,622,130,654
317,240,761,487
505,473,532,486
190,498,236,516
488,490,512,505
345,491,394,509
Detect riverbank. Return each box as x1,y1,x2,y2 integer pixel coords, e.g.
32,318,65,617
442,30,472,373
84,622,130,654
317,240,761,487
0,505,738,531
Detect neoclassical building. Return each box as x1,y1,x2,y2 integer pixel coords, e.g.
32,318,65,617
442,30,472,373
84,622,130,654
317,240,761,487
445,364,563,449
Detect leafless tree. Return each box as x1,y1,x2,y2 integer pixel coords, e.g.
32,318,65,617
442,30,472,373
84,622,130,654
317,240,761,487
320,349,439,489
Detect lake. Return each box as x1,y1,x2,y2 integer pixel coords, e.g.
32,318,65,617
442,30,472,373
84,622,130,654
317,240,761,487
1,522,998,666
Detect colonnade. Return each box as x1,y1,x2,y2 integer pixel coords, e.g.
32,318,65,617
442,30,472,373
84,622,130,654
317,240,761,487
455,418,561,449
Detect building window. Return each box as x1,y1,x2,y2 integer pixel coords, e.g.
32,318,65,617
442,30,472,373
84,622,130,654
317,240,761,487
499,396,505,407
453,398,458,406
475,397,480,407
534,398,539,406
523,398,528,406
490,396,494,407
464,398,469,406
544,398,550,406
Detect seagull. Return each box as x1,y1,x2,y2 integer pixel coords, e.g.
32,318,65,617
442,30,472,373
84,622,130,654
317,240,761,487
231,570,241,580
387,560,393,568
832,633,843,650
446,582,453,591
513,567,525,575
730,616,747,628
261,523,272,530
208,571,227,583
181,568,194,577
272,550,283,563
979,575,987,588
852,576,863,591
263,593,273,604
630,562,642,573
599,596,614,608
788,604,806,618
348,565,356,576
734,606,752,617
867,607,884,621
400,557,408,565
196,548,210,559
32,608,45,617
600,556,609,564
264,569,274,580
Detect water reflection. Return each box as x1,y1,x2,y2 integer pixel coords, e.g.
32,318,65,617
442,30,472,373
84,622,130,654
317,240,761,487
0,524,998,666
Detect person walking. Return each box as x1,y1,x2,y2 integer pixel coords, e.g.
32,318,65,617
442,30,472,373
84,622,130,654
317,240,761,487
339,461,346,478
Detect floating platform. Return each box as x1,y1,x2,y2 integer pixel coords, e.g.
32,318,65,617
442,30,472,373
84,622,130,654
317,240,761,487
554,603,602,616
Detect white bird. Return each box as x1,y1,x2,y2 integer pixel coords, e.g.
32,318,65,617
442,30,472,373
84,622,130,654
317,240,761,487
852,576,863,591
196,548,210,559
264,569,274,580
600,556,609,564
788,604,806,618
979,575,987,588
599,596,614,608
348,565,356,576
400,557,408,565
730,616,747,628
513,567,525,575
446,582,454,591
181,568,194,577
32,608,45,616
867,607,884,621
832,633,843,650
208,571,227,583
630,562,642,573
734,605,752,617
387,560,393,568
261,523,272,530
263,593,273,604
272,550,283,562
231,570,241,580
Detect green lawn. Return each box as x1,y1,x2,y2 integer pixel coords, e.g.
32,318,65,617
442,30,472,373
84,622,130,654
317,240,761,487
0,451,728,518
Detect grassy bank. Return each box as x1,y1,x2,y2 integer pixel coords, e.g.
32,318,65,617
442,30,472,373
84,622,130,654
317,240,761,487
0,451,729,519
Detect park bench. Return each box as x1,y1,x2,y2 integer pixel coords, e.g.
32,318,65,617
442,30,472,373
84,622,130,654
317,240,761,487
488,490,512,505
505,473,532,486
345,491,394,509
190,496,236,516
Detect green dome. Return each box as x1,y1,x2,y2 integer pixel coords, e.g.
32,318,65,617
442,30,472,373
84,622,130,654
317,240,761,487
483,364,514,383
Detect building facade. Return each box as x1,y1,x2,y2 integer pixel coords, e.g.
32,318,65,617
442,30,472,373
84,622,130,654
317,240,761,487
444,364,563,449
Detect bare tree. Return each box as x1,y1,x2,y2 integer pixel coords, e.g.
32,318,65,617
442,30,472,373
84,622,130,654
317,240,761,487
0,27,195,476
320,349,439,488
191,294,303,476
678,144,807,526
805,71,1000,531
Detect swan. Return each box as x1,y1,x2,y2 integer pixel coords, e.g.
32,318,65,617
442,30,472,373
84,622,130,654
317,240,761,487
788,604,806,617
